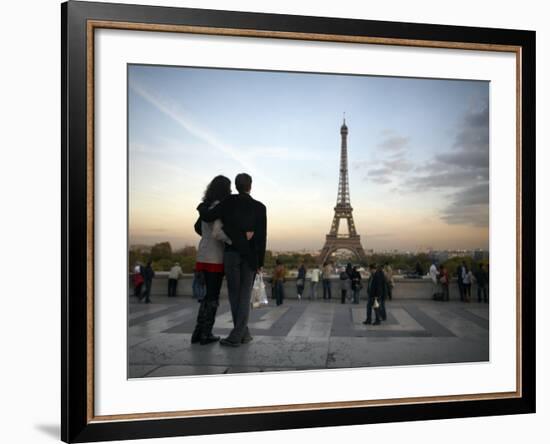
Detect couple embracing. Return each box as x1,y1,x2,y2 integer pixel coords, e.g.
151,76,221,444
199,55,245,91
191,173,267,347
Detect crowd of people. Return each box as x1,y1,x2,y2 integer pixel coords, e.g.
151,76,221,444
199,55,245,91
132,260,155,303
280,261,393,325
429,260,489,303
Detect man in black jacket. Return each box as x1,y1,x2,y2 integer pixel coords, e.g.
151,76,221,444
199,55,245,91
198,173,267,347
363,263,386,325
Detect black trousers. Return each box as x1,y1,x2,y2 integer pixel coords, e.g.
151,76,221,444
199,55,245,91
168,278,178,297
143,280,152,302
458,281,465,301
477,284,488,302
192,271,224,340
379,294,387,320
443,284,450,301
464,283,472,302
274,281,284,306
366,294,380,323
323,279,332,299
224,251,256,342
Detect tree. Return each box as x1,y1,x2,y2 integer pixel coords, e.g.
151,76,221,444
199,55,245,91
150,242,172,261
179,245,197,257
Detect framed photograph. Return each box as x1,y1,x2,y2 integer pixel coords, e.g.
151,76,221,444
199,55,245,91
62,1,535,442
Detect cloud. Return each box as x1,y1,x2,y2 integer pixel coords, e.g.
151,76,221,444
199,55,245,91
404,104,489,191
377,133,410,152
373,176,393,184
360,104,490,228
405,169,488,190
435,149,489,170
464,105,489,128
440,183,489,226
356,130,413,184
402,105,489,226
384,157,414,172
433,105,489,171
360,133,414,184
368,167,392,177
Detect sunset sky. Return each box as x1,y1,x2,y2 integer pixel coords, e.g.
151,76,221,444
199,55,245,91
128,64,489,252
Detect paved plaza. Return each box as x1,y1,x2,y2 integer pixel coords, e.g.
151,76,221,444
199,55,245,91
128,296,489,378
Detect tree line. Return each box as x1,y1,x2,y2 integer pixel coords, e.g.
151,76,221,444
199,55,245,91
129,242,488,276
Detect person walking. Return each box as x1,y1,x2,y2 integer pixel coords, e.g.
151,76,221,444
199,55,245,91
475,263,489,303
383,262,394,301
322,262,333,300
339,267,351,304
167,262,184,297
198,173,267,347
272,259,286,306
351,266,362,304
462,265,474,302
141,260,155,303
296,262,306,300
309,266,321,300
439,264,450,301
363,263,384,325
191,175,233,345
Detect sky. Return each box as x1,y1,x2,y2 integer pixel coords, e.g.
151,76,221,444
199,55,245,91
128,64,489,252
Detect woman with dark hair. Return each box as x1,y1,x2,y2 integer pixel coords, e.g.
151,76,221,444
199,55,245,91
191,175,232,345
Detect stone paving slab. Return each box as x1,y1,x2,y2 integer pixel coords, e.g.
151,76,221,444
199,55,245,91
326,336,489,368
147,365,230,377
128,364,160,378
129,333,330,369
351,307,424,332
128,298,489,378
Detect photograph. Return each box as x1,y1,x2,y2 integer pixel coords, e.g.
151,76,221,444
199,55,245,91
58,0,537,441
127,64,491,378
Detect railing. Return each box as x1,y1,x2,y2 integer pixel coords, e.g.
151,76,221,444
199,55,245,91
129,273,477,301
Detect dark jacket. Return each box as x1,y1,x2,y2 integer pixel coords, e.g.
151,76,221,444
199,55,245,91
474,268,489,287
198,193,267,269
351,270,362,291
142,265,155,282
369,269,387,299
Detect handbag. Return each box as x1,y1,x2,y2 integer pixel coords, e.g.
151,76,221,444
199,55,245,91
251,273,268,308
133,273,144,287
373,297,380,309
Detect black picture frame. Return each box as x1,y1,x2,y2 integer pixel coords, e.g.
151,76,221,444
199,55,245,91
61,1,536,442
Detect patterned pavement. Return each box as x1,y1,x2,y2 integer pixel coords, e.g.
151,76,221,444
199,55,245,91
128,297,489,378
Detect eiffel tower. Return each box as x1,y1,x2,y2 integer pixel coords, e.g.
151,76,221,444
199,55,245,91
319,117,367,265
